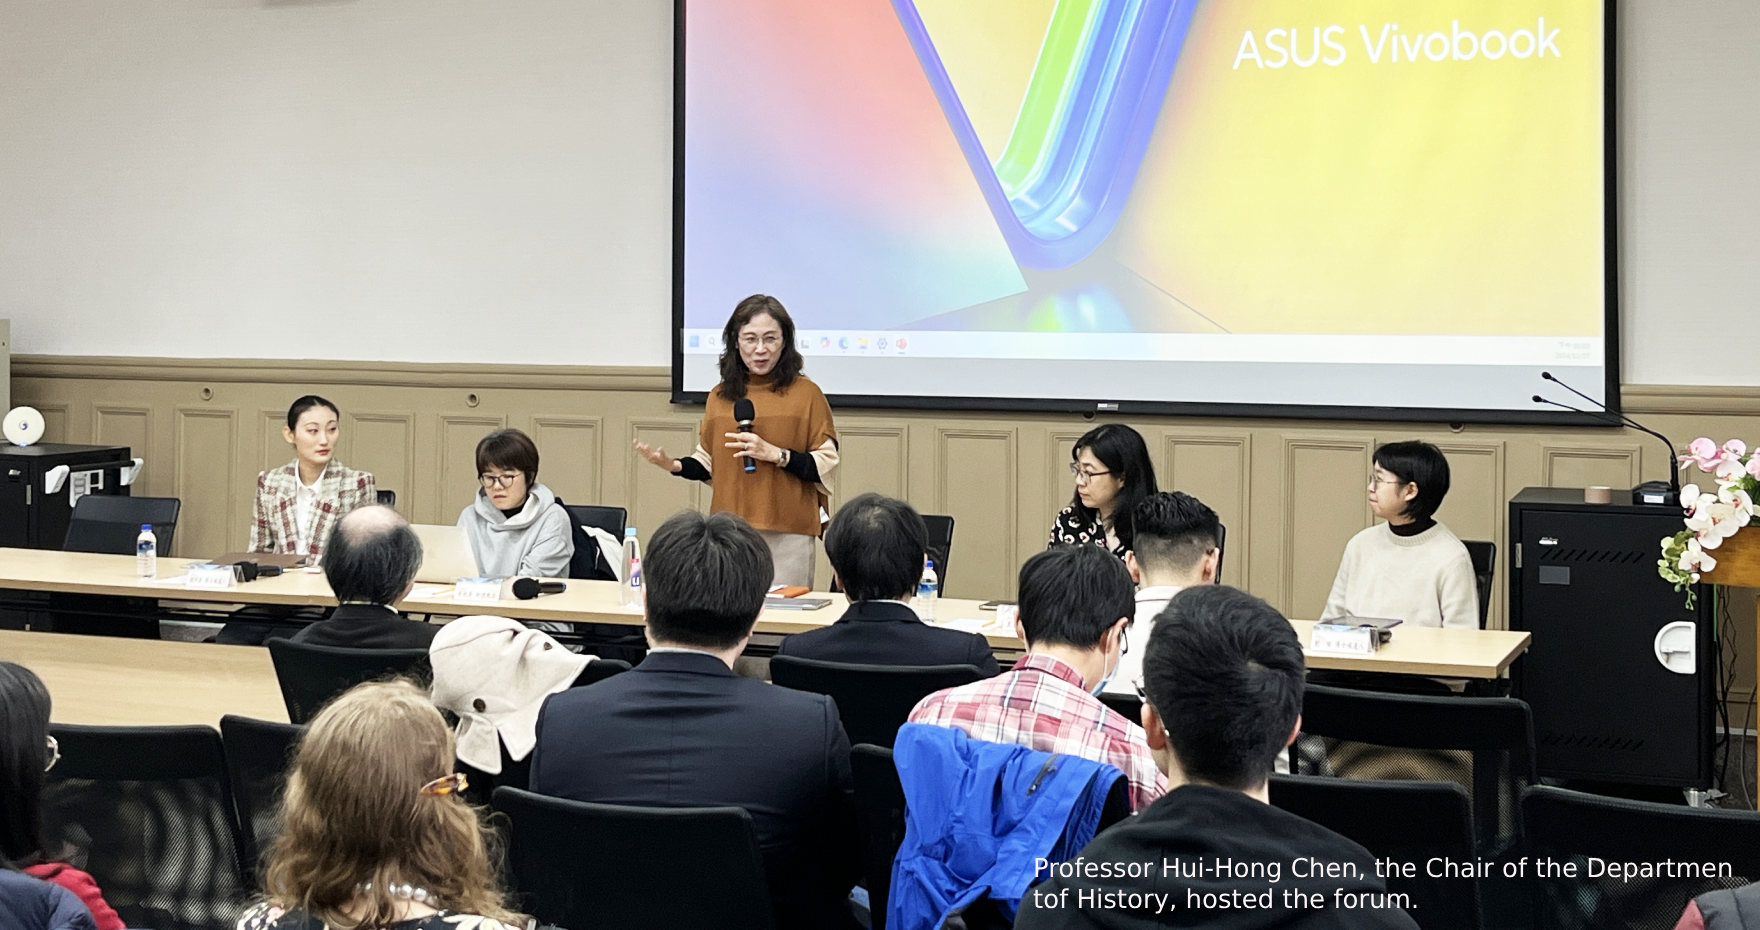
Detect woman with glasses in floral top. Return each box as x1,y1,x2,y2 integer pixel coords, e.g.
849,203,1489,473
1048,424,1159,562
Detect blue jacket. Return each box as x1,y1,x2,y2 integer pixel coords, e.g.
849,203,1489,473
0,869,96,930
889,722,1124,930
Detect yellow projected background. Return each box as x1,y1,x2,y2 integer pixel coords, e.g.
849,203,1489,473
916,0,1606,336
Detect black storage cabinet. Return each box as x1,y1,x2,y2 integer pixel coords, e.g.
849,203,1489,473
0,443,134,549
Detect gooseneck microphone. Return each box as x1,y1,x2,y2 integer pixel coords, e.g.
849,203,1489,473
512,577,567,600
734,397,757,474
1533,371,1680,505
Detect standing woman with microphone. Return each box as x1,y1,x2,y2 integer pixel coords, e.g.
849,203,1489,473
634,295,838,587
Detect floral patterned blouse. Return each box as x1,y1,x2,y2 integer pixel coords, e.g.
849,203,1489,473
237,902,519,930
1049,506,1129,561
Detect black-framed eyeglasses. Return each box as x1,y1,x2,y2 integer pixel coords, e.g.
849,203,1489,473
479,472,522,488
1070,463,1113,481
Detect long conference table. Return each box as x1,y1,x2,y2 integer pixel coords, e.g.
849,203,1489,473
0,547,1531,728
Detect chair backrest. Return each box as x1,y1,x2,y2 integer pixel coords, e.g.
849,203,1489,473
1098,691,1143,727
1214,522,1227,582
63,494,181,556
1300,684,1536,857
1270,775,1480,930
219,715,306,887
769,655,985,748
922,514,955,594
1462,540,1496,629
1522,785,1760,930
492,787,775,930
851,744,906,930
562,503,627,581
374,488,397,509
572,657,633,687
265,639,429,725
43,723,246,930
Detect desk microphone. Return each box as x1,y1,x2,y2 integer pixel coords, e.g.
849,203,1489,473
512,577,566,600
1533,372,1680,505
734,398,757,474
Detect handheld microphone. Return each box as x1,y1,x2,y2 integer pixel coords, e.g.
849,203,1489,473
733,398,757,474
512,577,567,600
1534,372,1680,505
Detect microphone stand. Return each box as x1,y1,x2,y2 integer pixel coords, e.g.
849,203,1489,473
1533,372,1681,505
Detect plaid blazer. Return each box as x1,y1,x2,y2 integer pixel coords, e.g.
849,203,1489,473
249,460,376,561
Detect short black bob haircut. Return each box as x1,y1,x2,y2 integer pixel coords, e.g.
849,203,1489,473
644,510,773,651
475,429,542,485
1131,491,1221,576
1017,544,1135,650
286,395,340,430
1373,440,1451,523
1143,585,1305,791
1068,424,1158,551
825,493,928,603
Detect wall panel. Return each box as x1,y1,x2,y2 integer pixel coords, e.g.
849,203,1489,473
437,414,507,526
529,415,602,508
625,419,705,536
174,407,238,557
936,428,1017,600
1161,432,1252,586
94,405,156,494
1541,444,1644,490
351,412,417,515
1281,437,1375,620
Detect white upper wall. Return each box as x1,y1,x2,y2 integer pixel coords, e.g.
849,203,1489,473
0,0,1755,381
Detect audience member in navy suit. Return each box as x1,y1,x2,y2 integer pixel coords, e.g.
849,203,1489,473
777,493,998,675
530,510,860,930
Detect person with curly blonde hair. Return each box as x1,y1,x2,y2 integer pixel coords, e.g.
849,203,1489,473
236,680,523,930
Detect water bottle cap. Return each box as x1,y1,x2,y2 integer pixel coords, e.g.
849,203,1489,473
926,559,934,568
140,524,152,531
624,527,637,537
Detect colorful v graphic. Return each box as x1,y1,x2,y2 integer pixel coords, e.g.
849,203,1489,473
891,0,1198,270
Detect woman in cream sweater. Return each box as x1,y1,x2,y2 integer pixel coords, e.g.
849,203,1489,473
1322,440,1478,629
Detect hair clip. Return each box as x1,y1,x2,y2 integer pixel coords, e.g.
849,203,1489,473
418,772,468,797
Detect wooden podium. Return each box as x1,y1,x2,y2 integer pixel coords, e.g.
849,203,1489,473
1700,530,1760,791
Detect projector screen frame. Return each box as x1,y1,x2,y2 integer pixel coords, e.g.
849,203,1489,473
669,0,1622,428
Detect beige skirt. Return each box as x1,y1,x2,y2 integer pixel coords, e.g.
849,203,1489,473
756,529,816,589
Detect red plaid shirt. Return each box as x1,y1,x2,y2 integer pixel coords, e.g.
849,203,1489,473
907,653,1167,810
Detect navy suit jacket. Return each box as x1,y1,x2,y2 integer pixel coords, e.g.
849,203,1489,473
776,599,1000,676
531,650,859,930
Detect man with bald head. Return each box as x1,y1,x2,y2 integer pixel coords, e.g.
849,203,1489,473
290,505,439,649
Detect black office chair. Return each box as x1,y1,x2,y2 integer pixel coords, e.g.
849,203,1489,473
1098,691,1143,727
492,787,775,930
43,724,247,930
375,489,397,510
1462,540,1496,629
572,657,633,687
219,715,305,887
62,494,182,556
769,656,987,748
1523,785,1760,930
265,639,429,725
923,514,955,594
1270,775,1480,930
563,503,627,581
1297,684,1536,858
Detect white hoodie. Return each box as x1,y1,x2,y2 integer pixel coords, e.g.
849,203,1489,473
456,481,575,579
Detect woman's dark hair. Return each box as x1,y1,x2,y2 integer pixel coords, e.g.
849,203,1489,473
0,662,52,865
286,395,341,430
1069,424,1158,550
1374,440,1451,522
475,429,541,485
717,294,804,401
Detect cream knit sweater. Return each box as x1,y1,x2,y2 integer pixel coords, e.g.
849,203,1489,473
1321,521,1479,629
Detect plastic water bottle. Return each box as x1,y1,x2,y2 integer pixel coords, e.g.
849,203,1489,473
135,524,157,579
914,559,938,620
619,527,643,607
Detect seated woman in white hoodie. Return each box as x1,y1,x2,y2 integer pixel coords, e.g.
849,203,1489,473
457,429,574,579
1322,440,1478,629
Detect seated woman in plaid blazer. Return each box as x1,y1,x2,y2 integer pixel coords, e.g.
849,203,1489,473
249,395,377,563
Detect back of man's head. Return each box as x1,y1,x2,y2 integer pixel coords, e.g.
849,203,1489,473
1017,545,1135,649
644,510,773,650
1143,585,1304,791
824,493,927,602
1132,492,1220,581
325,506,422,606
